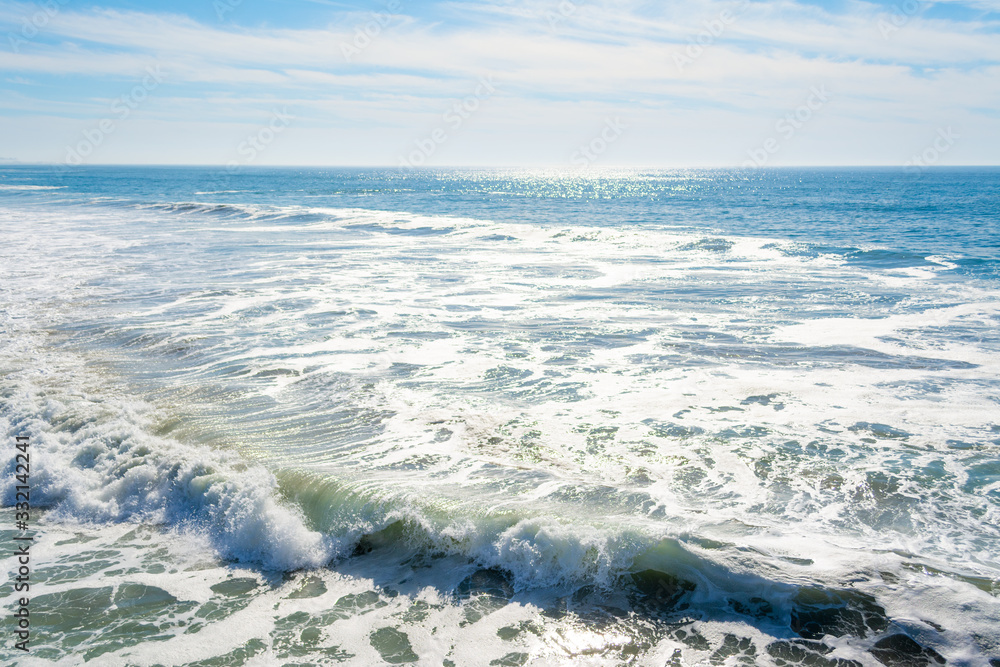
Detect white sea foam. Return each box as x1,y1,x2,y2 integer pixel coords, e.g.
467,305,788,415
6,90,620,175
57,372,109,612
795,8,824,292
0,367,338,571
2,196,999,664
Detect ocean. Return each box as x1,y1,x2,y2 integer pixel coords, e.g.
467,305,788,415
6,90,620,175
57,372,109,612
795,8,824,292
1,165,998,666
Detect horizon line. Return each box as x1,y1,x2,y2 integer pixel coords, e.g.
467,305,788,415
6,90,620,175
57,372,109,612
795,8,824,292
3,163,999,170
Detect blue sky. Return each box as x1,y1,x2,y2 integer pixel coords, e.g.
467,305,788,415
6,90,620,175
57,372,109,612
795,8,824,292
1,0,997,166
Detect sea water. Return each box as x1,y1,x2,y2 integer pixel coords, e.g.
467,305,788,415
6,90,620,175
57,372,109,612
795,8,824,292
1,166,998,666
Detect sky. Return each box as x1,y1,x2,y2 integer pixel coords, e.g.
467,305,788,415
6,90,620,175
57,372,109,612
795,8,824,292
0,0,997,167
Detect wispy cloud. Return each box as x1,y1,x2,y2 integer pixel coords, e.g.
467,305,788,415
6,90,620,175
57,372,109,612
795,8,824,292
0,0,996,165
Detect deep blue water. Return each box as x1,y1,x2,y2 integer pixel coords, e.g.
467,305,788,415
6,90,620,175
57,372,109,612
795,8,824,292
2,165,998,258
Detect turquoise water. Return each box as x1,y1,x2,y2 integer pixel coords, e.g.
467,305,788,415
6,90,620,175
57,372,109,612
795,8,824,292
2,166,999,665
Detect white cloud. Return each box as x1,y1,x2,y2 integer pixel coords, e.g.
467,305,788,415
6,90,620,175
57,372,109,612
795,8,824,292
0,0,997,165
